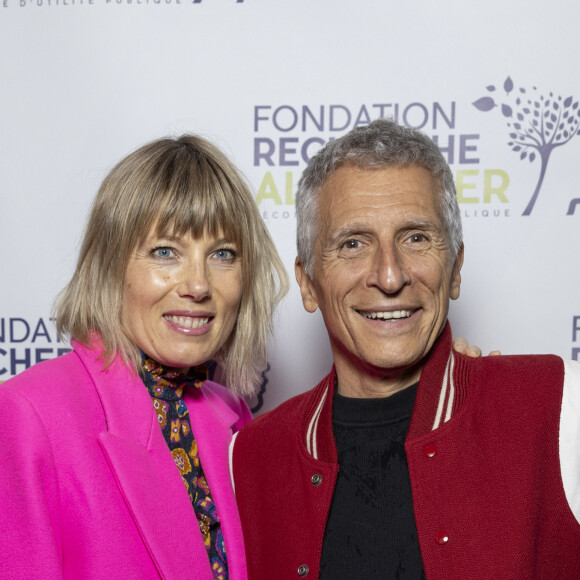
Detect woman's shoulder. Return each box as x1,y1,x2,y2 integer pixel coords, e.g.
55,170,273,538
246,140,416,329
2,350,80,388
0,348,96,410
201,380,253,428
202,379,239,403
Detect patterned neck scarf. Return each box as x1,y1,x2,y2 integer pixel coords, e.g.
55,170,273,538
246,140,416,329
140,355,228,580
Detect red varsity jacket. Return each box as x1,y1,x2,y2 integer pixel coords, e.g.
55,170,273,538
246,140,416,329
232,324,580,579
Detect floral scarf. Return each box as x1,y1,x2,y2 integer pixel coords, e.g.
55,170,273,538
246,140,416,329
140,355,228,580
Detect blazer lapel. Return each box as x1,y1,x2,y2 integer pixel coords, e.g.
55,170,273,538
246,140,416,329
77,343,212,580
185,383,248,580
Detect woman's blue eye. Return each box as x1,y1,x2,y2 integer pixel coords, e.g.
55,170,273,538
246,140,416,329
214,249,236,260
153,247,173,258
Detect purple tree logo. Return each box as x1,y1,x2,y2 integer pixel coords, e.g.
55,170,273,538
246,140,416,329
473,77,580,215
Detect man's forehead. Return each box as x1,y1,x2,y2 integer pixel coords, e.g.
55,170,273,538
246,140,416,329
322,162,437,189
319,165,439,216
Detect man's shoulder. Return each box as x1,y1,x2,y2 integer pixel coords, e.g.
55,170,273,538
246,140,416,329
451,352,568,420
238,371,332,446
459,351,564,384
244,387,316,433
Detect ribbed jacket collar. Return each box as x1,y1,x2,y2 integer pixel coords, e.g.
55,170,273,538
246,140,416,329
302,323,465,461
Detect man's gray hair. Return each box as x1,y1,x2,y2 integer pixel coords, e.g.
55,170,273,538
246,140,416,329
296,118,462,276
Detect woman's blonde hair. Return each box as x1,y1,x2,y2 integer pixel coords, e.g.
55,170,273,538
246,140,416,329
55,134,288,397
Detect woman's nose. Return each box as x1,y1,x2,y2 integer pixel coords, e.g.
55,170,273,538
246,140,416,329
178,261,210,301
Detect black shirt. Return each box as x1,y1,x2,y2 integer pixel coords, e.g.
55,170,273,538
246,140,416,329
319,383,426,579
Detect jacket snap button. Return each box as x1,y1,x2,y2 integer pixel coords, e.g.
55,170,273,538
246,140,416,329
311,474,323,486
297,564,309,576
435,530,449,545
423,443,438,458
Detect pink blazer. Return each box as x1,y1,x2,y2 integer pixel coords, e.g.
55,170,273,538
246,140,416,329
0,342,251,579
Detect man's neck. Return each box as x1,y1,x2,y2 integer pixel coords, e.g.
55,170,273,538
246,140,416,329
334,361,422,399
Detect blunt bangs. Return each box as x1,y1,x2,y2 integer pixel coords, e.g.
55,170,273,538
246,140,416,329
150,153,249,252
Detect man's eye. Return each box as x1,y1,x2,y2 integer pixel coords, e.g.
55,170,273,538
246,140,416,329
342,239,362,249
408,234,427,243
152,247,174,259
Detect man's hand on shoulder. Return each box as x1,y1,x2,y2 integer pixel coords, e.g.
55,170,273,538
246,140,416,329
453,337,502,357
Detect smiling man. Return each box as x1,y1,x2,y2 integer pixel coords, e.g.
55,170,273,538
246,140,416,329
232,119,580,579
296,163,462,400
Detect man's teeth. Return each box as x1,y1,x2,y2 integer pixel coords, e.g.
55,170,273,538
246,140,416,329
362,310,413,320
165,315,209,328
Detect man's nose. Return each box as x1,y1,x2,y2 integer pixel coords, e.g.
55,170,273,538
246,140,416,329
366,244,411,294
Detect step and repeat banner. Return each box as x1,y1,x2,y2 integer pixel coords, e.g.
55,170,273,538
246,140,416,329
1,1,579,412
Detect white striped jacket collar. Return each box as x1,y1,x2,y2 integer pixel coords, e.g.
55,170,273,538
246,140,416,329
304,349,458,461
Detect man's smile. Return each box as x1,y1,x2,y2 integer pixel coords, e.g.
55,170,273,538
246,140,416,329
357,309,414,321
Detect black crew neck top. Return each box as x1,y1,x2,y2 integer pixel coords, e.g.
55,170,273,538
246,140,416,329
319,383,426,579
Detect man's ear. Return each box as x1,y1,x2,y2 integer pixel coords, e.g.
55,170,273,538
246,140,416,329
450,244,464,301
295,257,319,313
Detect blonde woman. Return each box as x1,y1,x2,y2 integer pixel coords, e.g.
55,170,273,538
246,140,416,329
0,135,287,579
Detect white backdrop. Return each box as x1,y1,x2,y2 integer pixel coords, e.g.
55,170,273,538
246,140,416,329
1,0,579,413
